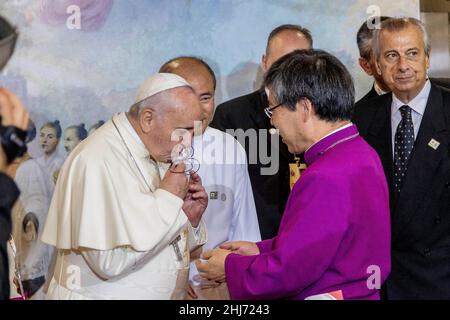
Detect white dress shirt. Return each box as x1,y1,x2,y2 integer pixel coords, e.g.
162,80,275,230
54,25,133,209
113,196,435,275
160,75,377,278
391,80,431,156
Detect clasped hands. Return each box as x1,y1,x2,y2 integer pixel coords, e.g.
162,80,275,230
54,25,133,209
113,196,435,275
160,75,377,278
195,241,260,283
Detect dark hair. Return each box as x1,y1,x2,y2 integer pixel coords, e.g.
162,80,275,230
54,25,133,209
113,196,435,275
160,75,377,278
26,119,36,143
159,56,217,90
41,120,62,138
266,24,313,53
264,49,355,122
22,212,39,233
89,120,105,132
356,16,390,59
66,123,88,140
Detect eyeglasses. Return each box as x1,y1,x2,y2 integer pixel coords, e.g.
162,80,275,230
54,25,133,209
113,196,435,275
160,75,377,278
264,102,283,119
170,144,200,175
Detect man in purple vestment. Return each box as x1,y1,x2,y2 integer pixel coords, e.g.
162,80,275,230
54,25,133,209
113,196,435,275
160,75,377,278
197,49,391,300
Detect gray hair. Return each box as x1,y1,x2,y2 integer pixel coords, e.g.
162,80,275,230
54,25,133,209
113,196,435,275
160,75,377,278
356,16,390,59
373,17,431,59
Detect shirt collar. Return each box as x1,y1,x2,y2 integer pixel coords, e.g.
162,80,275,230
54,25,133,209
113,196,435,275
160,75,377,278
374,82,388,96
392,79,431,116
304,123,358,166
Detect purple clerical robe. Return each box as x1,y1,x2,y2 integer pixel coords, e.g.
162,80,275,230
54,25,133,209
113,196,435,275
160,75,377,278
225,124,391,300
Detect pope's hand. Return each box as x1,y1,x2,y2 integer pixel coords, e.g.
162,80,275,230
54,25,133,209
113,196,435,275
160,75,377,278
182,172,207,228
159,161,189,199
219,241,260,256
196,248,230,283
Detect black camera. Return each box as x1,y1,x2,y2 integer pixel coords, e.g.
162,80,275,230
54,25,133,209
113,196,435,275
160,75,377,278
0,16,27,164
0,120,27,164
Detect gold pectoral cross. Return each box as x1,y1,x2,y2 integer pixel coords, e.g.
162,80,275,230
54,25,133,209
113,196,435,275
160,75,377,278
289,154,307,190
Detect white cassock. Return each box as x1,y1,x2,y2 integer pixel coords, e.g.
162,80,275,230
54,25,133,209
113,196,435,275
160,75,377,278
14,159,55,286
189,127,261,295
41,112,207,300
34,153,64,194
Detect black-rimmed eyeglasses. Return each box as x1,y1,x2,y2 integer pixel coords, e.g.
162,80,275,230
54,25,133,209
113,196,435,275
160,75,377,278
264,102,283,119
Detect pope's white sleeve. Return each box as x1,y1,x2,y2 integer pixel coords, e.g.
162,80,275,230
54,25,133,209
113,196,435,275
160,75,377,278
187,220,207,252
229,145,261,242
81,247,150,280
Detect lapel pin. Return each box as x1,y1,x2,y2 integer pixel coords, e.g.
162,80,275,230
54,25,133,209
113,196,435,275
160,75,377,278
428,139,440,150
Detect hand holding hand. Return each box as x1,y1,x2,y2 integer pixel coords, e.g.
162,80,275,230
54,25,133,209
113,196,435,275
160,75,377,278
219,241,260,256
195,248,230,283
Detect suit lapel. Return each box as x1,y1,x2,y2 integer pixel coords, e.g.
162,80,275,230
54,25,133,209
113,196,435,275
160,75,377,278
394,85,449,238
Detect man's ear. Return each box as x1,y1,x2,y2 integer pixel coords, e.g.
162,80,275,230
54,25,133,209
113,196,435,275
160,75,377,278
296,98,313,123
374,57,383,77
261,54,268,74
139,108,154,134
358,57,373,76
425,49,430,70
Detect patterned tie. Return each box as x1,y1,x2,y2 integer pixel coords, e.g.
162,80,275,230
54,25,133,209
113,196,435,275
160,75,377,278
394,105,415,194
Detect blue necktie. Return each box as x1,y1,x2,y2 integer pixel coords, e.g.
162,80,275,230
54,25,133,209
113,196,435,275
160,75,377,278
394,105,414,194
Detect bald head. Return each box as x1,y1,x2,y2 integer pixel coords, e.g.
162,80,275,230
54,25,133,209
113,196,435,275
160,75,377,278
160,57,216,90
263,27,313,73
160,57,216,132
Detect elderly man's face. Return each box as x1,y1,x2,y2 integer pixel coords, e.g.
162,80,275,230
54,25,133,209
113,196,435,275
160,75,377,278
377,25,429,102
146,87,205,163
262,30,311,74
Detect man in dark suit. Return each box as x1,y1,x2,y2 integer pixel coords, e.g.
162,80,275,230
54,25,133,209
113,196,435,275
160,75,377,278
356,16,391,103
353,17,450,299
211,25,312,239
356,17,450,104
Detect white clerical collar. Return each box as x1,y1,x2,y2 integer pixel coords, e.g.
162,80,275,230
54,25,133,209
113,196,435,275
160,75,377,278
392,79,431,116
115,112,150,159
374,82,388,96
305,122,353,154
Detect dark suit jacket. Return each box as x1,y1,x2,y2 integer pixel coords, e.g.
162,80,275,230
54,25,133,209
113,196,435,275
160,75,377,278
431,78,450,90
357,85,378,104
211,90,294,239
353,84,450,299
358,78,450,105
0,172,19,300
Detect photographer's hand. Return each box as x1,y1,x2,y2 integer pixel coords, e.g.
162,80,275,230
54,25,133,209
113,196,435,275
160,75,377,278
0,88,29,130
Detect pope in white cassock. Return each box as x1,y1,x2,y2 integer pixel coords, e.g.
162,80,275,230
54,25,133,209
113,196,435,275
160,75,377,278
159,57,261,300
41,73,209,300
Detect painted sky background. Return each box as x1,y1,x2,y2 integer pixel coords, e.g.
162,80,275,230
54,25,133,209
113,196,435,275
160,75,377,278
0,0,419,156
